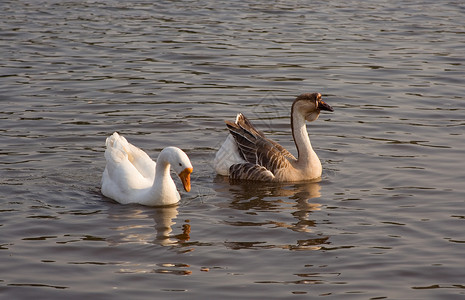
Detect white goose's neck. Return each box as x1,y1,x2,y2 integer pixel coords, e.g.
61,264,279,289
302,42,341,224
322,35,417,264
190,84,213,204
149,150,178,206
291,106,317,167
154,156,171,185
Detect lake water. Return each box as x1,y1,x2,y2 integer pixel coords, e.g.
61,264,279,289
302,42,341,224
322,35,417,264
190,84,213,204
1,0,464,299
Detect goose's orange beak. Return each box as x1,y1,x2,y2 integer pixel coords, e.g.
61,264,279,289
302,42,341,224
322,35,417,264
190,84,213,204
178,167,193,192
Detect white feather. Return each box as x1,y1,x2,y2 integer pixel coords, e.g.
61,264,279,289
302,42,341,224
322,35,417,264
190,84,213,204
213,134,245,176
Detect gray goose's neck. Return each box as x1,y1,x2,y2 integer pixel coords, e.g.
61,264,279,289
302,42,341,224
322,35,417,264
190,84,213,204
291,104,315,166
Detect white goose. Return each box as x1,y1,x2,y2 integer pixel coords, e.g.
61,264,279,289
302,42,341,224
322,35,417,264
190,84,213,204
214,93,333,182
101,132,193,206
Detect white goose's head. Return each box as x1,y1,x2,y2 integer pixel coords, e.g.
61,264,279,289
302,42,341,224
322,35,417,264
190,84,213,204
162,147,193,192
292,93,334,122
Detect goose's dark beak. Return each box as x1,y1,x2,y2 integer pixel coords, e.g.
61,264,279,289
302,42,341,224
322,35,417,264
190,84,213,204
318,100,334,112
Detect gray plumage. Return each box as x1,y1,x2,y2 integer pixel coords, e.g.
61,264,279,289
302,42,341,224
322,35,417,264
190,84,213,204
215,93,334,182
226,113,294,181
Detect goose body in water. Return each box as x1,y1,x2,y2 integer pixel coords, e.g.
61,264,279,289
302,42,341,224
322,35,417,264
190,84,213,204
214,93,333,182
102,132,193,206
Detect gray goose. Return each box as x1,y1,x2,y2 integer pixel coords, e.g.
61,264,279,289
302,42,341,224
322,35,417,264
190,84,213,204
213,93,333,182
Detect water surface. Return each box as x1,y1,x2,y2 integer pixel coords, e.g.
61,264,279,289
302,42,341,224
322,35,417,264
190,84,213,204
1,0,464,299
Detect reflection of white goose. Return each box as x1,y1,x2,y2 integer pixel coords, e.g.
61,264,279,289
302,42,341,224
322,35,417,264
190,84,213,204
153,205,179,246
104,204,188,247
214,93,333,182
101,132,193,206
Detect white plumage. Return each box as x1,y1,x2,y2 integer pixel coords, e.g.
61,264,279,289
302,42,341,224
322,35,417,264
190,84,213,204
101,132,193,206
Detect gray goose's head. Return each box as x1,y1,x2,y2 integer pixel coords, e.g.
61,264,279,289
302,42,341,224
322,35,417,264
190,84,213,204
292,93,334,122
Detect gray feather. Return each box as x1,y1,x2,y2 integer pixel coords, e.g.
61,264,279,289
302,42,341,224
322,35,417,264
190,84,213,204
225,113,295,180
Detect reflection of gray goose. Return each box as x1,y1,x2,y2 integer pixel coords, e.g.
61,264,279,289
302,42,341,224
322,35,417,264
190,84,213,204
214,93,333,182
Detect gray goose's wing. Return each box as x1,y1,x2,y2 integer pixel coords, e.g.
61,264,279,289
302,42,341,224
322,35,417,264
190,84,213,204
225,113,295,180
232,114,295,160
229,163,275,181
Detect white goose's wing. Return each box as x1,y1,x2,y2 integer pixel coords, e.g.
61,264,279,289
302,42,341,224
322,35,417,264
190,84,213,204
102,133,154,203
226,113,295,181
106,132,155,180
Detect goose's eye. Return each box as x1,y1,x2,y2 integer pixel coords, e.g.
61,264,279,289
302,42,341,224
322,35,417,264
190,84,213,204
179,163,183,167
